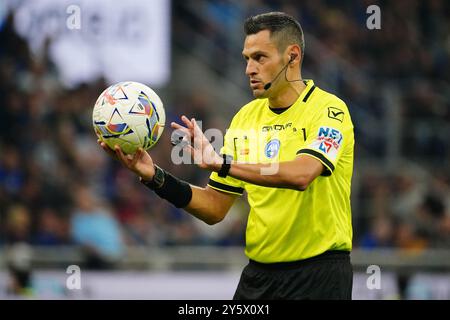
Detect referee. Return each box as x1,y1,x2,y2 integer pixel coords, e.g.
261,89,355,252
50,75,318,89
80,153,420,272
100,12,354,300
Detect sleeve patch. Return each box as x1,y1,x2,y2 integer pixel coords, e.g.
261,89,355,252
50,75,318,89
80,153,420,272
327,107,345,122
309,126,343,162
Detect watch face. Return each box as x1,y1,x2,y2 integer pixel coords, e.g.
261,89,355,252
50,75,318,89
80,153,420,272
225,155,233,164
154,167,165,186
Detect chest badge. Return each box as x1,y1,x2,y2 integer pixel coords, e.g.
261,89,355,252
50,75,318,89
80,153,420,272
265,139,281,158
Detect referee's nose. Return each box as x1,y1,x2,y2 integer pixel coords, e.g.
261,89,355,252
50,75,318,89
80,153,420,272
245,59,258,77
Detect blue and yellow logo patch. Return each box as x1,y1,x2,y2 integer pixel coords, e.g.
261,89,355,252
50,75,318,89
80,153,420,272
265,139,280,158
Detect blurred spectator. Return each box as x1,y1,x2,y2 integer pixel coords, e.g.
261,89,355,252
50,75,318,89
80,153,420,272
4,204,34,296
0,146,24,199
71,185,125,269
33,207,70,246
360,214,395,249
395,220,428,251
5,242,33,297
391,170,427,220
5,204,31,244
122,209,167,246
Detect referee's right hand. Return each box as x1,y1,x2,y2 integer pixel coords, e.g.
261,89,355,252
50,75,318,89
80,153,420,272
97,140,155,181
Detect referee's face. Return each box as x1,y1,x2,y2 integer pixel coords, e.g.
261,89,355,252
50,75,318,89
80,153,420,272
243,30,285,99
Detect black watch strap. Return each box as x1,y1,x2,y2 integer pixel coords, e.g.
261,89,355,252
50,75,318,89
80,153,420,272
141,165,165,189
218,154,232,178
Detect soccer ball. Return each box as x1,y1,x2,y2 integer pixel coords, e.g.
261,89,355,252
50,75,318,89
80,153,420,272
92,81,165,154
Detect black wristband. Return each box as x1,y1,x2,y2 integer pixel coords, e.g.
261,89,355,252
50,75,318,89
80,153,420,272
218,154,232,178
141,168,193,208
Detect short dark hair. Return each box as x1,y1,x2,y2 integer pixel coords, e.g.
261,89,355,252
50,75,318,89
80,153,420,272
244,12,305,59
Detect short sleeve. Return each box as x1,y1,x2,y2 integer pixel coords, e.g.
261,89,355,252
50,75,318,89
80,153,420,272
296,102,352,176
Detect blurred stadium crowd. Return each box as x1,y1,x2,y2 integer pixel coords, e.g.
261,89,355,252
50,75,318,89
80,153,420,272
1,0,449,269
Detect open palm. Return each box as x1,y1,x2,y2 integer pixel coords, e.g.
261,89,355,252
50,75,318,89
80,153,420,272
98,141,155,181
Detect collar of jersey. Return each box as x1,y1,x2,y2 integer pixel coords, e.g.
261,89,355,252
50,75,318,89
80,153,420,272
266,79,315,115
298,79,314,102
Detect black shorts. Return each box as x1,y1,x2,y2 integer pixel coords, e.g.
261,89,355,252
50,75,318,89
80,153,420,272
233,251,353,300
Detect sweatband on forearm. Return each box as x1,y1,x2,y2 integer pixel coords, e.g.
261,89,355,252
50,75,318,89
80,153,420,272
141,169,193,208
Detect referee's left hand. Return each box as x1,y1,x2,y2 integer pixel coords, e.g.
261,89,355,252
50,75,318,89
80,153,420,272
171,116,222,171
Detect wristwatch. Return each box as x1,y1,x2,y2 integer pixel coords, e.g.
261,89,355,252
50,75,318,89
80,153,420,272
218,154,233,178
141,165,165,189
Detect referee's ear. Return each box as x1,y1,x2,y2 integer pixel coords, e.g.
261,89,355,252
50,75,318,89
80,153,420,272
285,45,302,68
